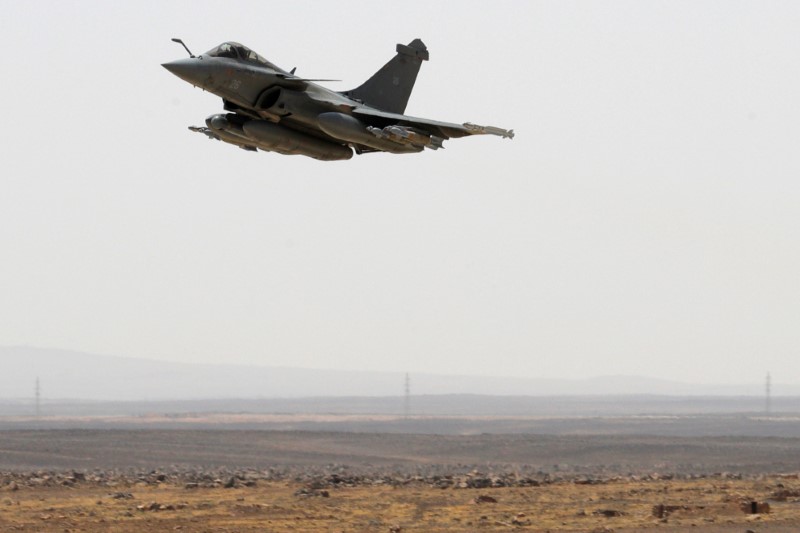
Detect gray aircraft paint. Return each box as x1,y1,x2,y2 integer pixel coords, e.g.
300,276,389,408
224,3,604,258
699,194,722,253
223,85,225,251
163,39,513,161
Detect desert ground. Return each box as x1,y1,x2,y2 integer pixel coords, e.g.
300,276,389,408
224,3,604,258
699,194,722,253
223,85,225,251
2,422,800,531
3,471,800,532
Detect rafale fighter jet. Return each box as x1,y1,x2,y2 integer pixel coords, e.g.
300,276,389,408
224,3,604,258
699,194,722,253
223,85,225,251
162,39,513,161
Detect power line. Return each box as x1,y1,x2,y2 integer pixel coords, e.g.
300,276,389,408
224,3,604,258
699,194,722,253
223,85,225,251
765,372,771,415
35,377,40,417
404,373,410,419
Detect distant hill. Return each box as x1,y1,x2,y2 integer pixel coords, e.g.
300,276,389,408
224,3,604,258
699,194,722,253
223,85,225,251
0,346,781,401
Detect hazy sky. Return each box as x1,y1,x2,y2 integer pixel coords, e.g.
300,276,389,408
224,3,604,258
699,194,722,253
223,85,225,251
1,1,798,385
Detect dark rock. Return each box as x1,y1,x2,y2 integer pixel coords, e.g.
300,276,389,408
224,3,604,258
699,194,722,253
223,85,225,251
136,502,161,512
468,477,492,489
740,501,770,514
771,489,800,501
593,509,624,517
294,487,329,498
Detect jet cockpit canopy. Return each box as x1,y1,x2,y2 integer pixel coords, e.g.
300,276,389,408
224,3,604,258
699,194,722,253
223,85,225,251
205,42,276,69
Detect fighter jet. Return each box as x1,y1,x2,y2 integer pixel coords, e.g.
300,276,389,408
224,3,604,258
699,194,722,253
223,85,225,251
162,39,513,161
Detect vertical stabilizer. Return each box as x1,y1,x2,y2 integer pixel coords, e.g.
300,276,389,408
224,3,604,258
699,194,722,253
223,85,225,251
342,39,429,114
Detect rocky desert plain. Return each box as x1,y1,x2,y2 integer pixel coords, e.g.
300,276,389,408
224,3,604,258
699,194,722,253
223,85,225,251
2,417,800,532
3,468,800,532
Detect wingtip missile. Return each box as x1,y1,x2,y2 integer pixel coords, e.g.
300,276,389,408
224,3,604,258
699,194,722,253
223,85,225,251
463,123,515,139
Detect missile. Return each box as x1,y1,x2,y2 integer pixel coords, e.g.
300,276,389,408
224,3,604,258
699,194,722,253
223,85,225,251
462,122,515,139
190,123,258,151
367,125,444,150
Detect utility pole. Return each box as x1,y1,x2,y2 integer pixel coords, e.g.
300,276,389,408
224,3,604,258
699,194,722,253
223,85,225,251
35,377,40,417
404,373,410,419
765,372,771,415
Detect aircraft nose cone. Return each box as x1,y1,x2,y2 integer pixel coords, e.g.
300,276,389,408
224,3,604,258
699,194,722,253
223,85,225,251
162,58,206,85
